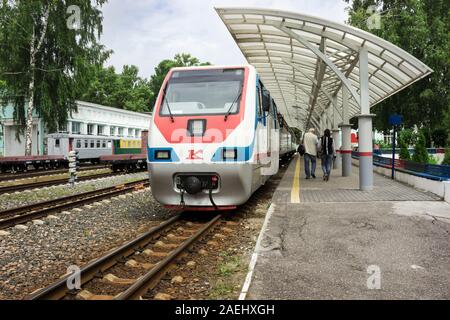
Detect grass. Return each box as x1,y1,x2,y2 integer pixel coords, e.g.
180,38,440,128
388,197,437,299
208,250,247,299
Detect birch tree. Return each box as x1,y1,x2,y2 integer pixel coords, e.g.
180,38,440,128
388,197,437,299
0,0,110,155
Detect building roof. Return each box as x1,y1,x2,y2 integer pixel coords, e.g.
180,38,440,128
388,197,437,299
216,7,433,130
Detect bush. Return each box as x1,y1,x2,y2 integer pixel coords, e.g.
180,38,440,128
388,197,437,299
412,131,430,163
398,135,410,160
442,149,450,165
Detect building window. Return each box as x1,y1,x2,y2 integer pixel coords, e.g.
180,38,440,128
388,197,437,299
87,124,95,135
128,128,134,137
110,126,116,136
135,129,141,138
118,127,124,137
72,122,81,134
98,125,104,136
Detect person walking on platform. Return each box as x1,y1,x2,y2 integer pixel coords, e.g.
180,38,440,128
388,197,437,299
303,128,319,179
320,129,335,181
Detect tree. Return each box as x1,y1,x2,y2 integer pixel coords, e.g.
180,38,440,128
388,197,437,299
81,64,153,112
398,132,411,160
431,128,448,147
149,53,211,109
412,131,429,163
344,0,449,134
0,0,109,155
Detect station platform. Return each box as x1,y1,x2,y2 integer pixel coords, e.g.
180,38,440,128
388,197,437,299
244,155,450,300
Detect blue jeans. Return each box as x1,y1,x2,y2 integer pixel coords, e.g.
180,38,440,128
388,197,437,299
321,154,333,176
304,153,316,178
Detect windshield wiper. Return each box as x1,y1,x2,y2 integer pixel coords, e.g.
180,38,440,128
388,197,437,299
224,88,243,122
162,87,175,123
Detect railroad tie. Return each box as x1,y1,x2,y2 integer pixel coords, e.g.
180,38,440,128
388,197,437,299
125,259,154,270
102,273,136,285
76,289,114,301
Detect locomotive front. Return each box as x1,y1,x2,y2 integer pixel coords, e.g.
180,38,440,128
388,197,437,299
147,66,258,210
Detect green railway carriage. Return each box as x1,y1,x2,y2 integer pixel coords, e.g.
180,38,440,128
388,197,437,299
112,138,142,155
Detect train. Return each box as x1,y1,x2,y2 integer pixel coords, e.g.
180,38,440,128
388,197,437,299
0,133,148,173
147,65,297,210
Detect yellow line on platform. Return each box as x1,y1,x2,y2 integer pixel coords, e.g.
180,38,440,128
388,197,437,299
291,157,301,203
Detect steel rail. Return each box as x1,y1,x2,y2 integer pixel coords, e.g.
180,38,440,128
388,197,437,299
0,165,108,183
0,171,142,195
26,215,181,300
115,214,222,300
0,180,149,230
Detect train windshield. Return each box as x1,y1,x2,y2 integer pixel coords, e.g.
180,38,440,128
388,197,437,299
160,68,244,116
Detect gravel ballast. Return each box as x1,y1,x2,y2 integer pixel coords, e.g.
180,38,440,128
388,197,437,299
0,180,175,300
0,172,148,211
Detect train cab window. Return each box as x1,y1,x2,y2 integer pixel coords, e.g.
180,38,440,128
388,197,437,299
76,140,82,148
84,140,88,148
90,140,95,148
257,81,264,117
55,139,60,148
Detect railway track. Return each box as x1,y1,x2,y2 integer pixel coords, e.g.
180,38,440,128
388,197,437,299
0,170,145,195
0,165,107,183
26,213,222,300
0,179,149,230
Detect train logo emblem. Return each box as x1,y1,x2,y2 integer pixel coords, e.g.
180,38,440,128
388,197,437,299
187,149,203,160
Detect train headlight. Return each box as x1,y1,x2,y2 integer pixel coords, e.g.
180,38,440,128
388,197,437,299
188,119,206,136
155,150,170,160
222,148,237,160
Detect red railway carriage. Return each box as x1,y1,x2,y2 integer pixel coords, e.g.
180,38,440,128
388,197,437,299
0,155,66,173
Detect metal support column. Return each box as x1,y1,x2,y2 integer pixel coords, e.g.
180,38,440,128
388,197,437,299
332,94,341,169
339,86,352,177
357,48,375,191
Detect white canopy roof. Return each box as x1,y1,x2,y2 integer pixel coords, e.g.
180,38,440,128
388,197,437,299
216,7,433,130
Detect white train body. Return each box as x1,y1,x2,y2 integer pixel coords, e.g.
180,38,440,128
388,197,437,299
147,65,296,210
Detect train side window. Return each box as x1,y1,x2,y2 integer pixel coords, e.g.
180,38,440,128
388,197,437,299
258,81,264,117
107,141,112,149
90,140,94,148
96,140,100,148
84,140,88,148
102,140,106,148
76,140,81,148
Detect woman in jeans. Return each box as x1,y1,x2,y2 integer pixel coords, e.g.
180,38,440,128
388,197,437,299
320,129,335,181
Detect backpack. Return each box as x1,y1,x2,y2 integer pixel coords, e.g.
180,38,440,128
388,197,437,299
297,144,306,156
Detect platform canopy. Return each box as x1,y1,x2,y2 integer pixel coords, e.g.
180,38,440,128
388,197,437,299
216,7,433,130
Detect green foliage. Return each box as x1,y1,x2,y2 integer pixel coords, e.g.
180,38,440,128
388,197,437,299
412,131,430,163
427,156,438,165
431,128,448,147
345,0,450,133
0,0,110,133
80,65,153,112
374,139,391,149
442,149,450,165
398,136,410,160
149,53,211,109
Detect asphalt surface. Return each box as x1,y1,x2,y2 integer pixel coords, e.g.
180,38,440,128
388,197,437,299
247,157,450,300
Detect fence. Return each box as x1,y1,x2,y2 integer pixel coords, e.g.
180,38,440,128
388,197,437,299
352,152,450,181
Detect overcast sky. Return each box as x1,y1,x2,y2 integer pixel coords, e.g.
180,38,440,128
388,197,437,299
100,0,349,77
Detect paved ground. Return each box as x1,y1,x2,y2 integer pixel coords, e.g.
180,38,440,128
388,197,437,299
247,156,450,300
